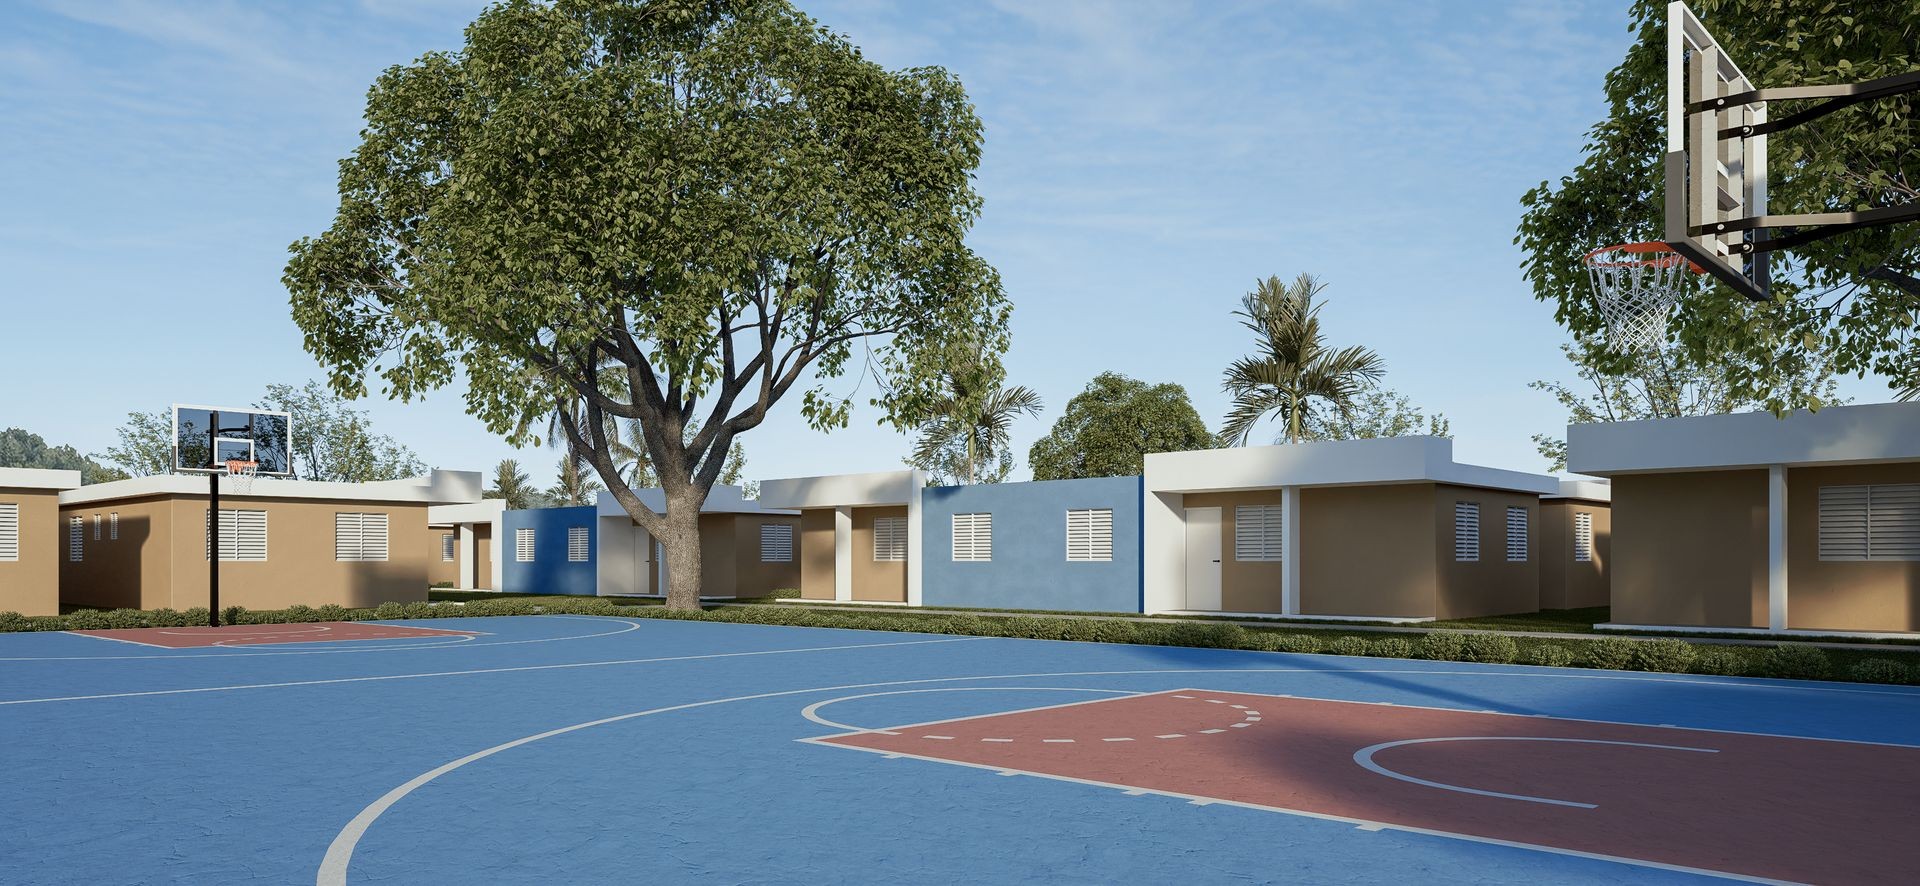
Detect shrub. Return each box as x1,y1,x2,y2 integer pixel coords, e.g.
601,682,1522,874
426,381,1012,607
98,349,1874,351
1417,632,1467,661
148,608,191,627
402,602,435,620
315,604,349,621
1369,637,1414,658
1261,633,1322,654
372,601,408,620
181,608,211,627
1582,637,1637,670
1458,633,1519,664
103,608,150,629
0,611,29,632
1690,647,1748,676
282,604,318,623
1525,645,1575,668
1760,644,1831,680
220,606,248,626
1631,638,1698,673
1326,636,1371,657
64,609,109,630
1847,658,1913,685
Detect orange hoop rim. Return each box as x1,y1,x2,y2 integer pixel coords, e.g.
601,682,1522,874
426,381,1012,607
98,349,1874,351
1582,241,1706,273
225,459,260,473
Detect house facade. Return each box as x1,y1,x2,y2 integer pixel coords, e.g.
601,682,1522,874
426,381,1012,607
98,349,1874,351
0,468,83,616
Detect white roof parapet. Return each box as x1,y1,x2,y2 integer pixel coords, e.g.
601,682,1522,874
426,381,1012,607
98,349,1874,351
429,498,508,525
0,468,83,491
1567,402,1920,475
1143,436,1558,496
594,484,798,519
756,470,923,509
59,469,485,507
1547,477,1612,503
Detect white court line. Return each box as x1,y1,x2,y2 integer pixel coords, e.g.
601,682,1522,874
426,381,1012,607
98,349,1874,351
1,616,631,661
317,664,1897,886
1351,736,1720,809
799,687,1141,734
215,634,480,650
0,636,988,707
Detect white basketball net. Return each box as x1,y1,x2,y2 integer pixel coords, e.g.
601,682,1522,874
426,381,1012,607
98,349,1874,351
225,459,259,494
1584,245,1696,354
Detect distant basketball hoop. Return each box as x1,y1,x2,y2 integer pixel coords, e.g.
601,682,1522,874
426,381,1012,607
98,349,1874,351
226,459,260,495
1583,242,1702,354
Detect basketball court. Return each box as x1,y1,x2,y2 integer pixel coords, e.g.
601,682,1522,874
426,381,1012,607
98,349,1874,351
1,614,1914,884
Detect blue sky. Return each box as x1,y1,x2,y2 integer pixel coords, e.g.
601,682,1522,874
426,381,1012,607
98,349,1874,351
0,0,1893,490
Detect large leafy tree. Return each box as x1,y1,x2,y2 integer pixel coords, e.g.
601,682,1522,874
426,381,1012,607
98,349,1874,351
1517,0,1920,405
1530,339,1844,471
1220,274,1385,445
1028,372,1214,480
98,410,173,478
906,338,1041,485
1301,385,1449,442
256,381,427,482
0,429,127,485
285,0,1006,609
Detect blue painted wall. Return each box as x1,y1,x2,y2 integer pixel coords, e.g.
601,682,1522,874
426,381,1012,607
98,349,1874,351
500,506,597,596
921,476,1142,613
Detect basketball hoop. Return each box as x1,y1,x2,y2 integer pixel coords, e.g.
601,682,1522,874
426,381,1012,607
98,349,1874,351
225,459,260,494
1583,242,1702,354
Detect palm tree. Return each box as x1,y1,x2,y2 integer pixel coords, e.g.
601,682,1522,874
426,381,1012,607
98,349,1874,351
546,456,603,506
483,459,540,509
910,383,1045,485
1220,274,1385,445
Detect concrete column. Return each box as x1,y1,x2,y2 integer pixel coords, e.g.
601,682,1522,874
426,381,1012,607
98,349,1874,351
907,472,925,607
1768,464,1788,631
834,506,853,602
1281,486,1301,616
457,523,476,589
1140,491,1184,614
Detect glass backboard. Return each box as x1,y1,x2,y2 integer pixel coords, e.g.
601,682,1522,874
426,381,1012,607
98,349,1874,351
172,404,294,476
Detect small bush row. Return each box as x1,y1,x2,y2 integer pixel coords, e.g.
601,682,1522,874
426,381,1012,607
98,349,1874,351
5,599,1917,686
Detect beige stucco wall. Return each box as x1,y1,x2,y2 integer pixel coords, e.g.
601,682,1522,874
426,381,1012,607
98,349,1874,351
1611,470,1767,628
1538,499,1611,610
61,494,432,612
427,529,459,586
730,515,802,598
1787,463,1920,632
0,487,65,616
1181,490,1286,613
851,506,907,603
799,508,836,600
697,513,738,597
1298,484,1439,618
473,524,493,590
1434,484,1541,620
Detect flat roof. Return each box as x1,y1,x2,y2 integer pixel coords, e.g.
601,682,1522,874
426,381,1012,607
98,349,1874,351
1545,478,1612,503
757,470,923,509
594,484,798,519
1567,402,1920,475
59,469,484,507
1143,436,1558,496
0,467,83,491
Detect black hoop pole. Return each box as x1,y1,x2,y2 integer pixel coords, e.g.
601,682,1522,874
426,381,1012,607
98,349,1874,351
208,469,220,628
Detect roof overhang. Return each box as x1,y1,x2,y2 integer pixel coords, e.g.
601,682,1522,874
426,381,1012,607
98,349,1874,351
756,470,923,509
1544,477,1612,503
59,469,485,507
428,498,508,525
594,484,798,519
1143,437,1558,496
1567,403,1920,476
0,468,83,491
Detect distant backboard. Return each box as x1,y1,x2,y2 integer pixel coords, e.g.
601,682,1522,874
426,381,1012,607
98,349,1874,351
1665,1,1769,300
172,404,293,476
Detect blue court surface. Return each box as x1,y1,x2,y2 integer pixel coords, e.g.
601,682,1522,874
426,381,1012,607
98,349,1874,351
2,614,1916,885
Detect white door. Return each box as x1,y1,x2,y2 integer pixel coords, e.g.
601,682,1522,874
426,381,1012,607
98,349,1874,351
1184,507,1223,611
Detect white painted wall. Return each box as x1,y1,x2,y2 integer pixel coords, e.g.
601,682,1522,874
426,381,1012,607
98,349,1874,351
1569,401,1920,475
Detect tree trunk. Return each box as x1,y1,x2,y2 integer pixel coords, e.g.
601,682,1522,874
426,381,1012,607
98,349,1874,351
660,486,706,611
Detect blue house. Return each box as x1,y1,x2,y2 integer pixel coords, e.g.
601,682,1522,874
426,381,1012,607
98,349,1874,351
500,505,598,596
921,476,1142,613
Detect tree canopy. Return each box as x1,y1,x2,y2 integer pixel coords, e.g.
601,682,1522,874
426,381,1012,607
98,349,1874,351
1220,274,1384,445
484,459,543,509
285,0,1005,608
1029,372,1214,480
1517,0,1920,405
256,381,427,482
1300,386,1449,442
0,429,126,485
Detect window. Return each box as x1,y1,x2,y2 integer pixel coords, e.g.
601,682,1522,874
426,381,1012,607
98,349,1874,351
1453,502,1480,562
334,512,390,562
205,509,268,562
951,513,992,562
93,514,102,541
68,516,82,562
1234,505,1283,562
0,503,18,562
1820,484,1920,561
1066,508,1113,562
567,526,590,562
515,528,536,562
1573,512,1594,562
110,512,118,541
1505,506,1529,562
760,523,794,563
872,516,907,562
441,533,456,562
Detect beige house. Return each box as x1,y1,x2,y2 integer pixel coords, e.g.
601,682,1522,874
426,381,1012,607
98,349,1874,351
58,470,482,612
1537,479,1612,611
757,471,925,605
428,499,506,590
0,468,83,616
1570,402,1920,638
594,486,803,599
1144,438,1560,622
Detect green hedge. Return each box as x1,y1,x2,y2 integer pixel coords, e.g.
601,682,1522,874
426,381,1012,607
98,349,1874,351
5,599,1915,686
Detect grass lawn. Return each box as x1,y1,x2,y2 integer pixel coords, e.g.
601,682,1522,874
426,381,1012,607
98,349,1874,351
1428,607,1610,634
428,590,663,606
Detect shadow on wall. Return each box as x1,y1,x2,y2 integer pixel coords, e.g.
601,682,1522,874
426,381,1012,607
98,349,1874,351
342,560,432,609
61,514,151,612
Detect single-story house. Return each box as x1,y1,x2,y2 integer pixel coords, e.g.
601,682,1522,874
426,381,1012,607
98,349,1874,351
1568,401,1920,638
428,498,506,591
0,468,83,616
592,485,803,599
57,470,482,612
757,471,925,605
920,475,1142,613
1537,478,1612,611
